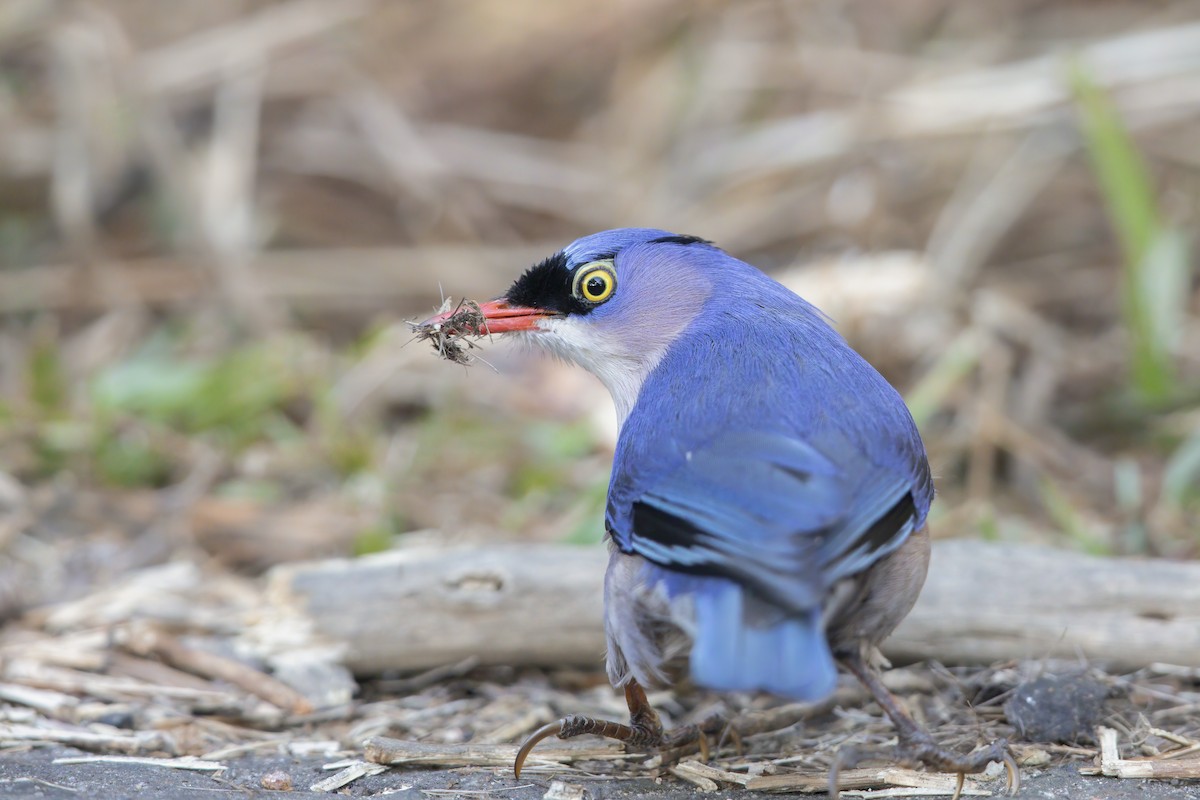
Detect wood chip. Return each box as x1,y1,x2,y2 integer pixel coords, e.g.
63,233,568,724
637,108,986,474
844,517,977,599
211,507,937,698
0,681,79,717
4,658,238,705
669,762,720,792
309,760,387,792
119,626,313,715
363,735,625,770
1146,726,1200,751
0,632,110,671
1,723,167,755
668,760,752,787
51,755,226,772
1085,725,1200,780
746,766,988,795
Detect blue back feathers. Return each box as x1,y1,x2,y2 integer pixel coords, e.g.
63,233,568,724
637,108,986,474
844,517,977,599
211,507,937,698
584,229,931,701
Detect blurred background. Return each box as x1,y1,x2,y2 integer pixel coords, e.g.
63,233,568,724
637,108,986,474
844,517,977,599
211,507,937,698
1,0,1199,621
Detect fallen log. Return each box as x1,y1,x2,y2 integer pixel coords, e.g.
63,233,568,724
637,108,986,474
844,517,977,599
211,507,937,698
258,540,1200,675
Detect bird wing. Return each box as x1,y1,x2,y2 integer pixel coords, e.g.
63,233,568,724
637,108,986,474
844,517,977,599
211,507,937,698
609,430,918,614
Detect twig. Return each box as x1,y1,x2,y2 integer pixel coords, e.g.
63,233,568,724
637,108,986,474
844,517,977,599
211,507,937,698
375,656,482,695
0,724,167,755
52,755,226,771
4,658,238,705
119,626,313,715
1085,726,1200,779
0,682,79,717
363,736,625,770
309,761,386,792
746,766,989,795
668,761,720,792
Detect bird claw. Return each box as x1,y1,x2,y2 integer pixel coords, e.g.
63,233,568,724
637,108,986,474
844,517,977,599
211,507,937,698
513,720,566,779
513,713,662,778
999,749,1021,797
895,736,1020,800
826,745,866,800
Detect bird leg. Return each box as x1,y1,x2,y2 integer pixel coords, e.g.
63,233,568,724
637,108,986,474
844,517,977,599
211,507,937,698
513,679,725,778
838,652,1019,799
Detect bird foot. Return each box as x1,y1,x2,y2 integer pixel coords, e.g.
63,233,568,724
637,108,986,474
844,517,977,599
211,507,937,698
893,732,1019,800
514,713,731,778
837,652,1020,799
896,729,1009,774
513,680,735,778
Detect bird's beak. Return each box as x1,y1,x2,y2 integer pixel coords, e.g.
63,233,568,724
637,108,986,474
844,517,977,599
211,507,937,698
419,298,557,335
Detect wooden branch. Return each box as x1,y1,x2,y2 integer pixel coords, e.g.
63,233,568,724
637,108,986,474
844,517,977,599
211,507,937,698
257,541,1200,676
263,545,609,675
885,540,1200,670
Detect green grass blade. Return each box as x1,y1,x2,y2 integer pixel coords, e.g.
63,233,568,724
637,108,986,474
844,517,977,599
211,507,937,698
1072,65,1183,403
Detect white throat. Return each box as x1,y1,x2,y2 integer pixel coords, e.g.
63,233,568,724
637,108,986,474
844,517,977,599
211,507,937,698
527,316,673,428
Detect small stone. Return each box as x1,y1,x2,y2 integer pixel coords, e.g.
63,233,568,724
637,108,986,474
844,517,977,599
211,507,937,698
1003,673,1111,744
260,769,293,791
543,780,588,800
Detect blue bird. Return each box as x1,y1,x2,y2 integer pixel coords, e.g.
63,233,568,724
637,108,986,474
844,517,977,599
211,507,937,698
421,229,1015,794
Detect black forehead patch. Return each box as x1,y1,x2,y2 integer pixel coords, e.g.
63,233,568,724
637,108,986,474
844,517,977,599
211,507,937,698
648,234,714,247
504,251,592,315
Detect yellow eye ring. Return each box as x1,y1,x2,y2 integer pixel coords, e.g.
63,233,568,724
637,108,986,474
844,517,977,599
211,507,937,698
573,262,617,304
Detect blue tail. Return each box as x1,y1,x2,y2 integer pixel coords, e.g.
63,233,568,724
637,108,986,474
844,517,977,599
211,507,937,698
690,585,836,701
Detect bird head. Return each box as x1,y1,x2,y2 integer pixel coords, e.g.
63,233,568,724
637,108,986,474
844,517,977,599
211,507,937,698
422,228,723,423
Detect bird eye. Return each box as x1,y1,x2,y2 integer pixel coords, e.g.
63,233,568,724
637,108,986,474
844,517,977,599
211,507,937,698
573,262,617,304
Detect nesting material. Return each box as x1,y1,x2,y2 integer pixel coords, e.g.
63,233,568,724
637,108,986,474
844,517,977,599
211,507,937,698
410,297,488,365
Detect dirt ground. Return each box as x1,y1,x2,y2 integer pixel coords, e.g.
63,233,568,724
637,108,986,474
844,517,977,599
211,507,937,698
2,745,1199,800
